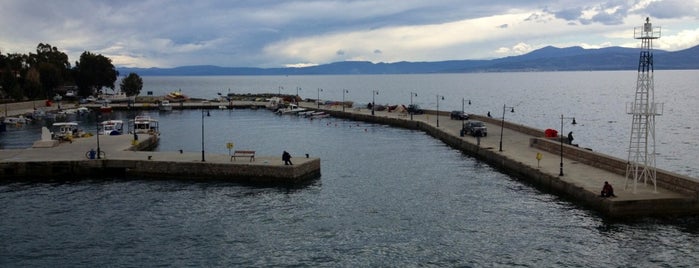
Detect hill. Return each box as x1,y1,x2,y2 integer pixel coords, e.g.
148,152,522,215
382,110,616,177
117,45,699,76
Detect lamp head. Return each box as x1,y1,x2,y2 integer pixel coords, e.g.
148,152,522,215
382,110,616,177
572,118,577,125
510,107,515,113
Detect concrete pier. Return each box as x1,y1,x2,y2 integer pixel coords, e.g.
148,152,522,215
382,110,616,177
0,134,321,185
298,102,699,218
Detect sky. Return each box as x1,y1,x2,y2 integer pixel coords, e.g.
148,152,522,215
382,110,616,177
1,0,698,68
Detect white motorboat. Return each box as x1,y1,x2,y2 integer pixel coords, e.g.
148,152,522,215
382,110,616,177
3,115,31,125
51,122,86,141
130,115,159,135
309,111,330,119
159,100,173,111
98,91,134,103
266,97,284,110
276,104,306,115
100,120,124,135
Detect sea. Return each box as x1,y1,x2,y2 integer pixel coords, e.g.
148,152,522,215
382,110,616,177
2,71,699,266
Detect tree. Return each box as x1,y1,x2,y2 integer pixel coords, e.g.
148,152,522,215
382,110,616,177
1,66,21,100
73,51,118,97
38,62,62,98
23,68,43,99
120,72,143,96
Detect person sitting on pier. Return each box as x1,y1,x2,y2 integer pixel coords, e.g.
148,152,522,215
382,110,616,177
600,181,616,198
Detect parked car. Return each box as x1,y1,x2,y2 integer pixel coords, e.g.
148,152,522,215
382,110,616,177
407,104,424,114
462,120,488,137
450,110,469,120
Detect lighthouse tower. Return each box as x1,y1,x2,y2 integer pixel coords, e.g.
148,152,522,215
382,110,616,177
625,17,663,193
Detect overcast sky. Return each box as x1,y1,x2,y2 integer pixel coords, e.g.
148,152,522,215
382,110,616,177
1,0,697,68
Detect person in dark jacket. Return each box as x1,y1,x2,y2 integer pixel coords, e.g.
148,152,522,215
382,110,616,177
568,131,574,145
601,181,615,197
282,151,293,165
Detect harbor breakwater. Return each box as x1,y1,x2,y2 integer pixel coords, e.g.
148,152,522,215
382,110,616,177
310,105,699,218
0,134,321,185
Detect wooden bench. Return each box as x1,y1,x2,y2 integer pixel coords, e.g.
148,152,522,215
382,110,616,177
231,150,255,162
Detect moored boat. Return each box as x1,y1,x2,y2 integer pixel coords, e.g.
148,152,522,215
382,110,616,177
159,100,173,111
100,120,124,135
51,122,89,141
165,90,189,102
130,115,159,135
275,104,306,115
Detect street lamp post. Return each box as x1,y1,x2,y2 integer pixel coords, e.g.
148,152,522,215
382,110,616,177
371,90,379,115
436,95,444,127
342,89,349,112
317,88,323,108
410,92,417,120
296,87,301,97
499,104,515,152
201,109,210,162
559,114,577,176
461,98,472,136
96,114,101,159
278,86,283,96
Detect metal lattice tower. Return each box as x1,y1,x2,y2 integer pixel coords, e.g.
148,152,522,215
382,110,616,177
625,17,663,193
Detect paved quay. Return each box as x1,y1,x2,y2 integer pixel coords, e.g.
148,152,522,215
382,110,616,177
298,102,699,218
1,131,321,185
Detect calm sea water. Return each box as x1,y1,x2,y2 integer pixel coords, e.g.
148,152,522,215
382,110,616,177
2,72,699,266
139,70,699,177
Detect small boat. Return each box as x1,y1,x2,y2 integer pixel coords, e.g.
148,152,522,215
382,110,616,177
276,104,306,115
3,115,31,125
98,91,133,103
99,101,113,113
130,115,159,135
266,97,284,110
309,111,330,119
100,120,124,135
51,122,88,141
165,90,189,102
159,100,173,111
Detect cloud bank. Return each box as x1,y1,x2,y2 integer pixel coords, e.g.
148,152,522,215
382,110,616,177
0,0,697,68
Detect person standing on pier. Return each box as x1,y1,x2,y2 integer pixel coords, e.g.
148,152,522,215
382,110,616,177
568,131,574,145
282,151,293,165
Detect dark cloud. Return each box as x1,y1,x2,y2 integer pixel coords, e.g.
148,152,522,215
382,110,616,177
645,0,699,19
1,0,697,67
551,7,582,21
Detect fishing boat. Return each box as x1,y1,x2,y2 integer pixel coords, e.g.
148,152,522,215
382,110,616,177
130,115,159,135
100,120,124,135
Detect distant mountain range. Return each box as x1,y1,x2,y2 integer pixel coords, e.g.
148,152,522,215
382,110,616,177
117,44,699,76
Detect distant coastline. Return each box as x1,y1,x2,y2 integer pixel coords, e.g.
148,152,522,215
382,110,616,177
118,44,699,76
